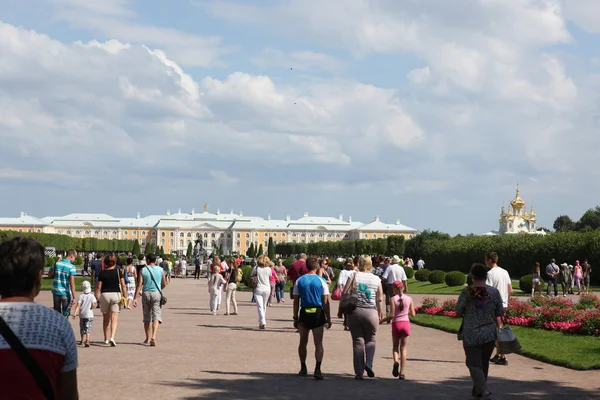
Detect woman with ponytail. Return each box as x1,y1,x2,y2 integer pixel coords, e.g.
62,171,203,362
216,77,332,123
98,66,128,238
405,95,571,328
380,280,415,380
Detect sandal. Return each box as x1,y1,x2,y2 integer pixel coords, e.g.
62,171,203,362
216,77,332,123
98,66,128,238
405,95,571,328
150,339,156,347
84,341,90,348
399,374,406,380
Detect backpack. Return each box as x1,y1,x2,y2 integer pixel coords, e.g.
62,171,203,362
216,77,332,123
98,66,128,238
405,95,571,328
236,268,243,283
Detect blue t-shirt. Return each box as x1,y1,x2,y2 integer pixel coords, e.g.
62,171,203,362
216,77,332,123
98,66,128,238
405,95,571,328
141,266,163,292
52,260,77,297
293,274,330,308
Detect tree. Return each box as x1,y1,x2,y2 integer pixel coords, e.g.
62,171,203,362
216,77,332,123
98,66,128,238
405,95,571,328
267,237,275,259
247,243,255,258
576,207,600,231
258,244,264,256
145,242,155,255
386,235,405,256
553,215,575,232
132,239,141,256
186,242,193,259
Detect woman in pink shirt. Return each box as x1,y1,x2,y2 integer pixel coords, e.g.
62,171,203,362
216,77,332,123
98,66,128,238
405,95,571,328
267,261,277,307
574,261,583,295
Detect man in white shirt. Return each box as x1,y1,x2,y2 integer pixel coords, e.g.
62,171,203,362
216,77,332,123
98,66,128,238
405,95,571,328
416,258,425,270
382,256,408,294
484,251,512,366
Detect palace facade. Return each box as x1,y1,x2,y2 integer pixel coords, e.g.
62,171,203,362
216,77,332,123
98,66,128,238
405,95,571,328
0,204,418,255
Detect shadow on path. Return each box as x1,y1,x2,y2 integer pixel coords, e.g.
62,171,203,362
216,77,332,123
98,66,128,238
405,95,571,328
162,370,600,400
196,324,297,334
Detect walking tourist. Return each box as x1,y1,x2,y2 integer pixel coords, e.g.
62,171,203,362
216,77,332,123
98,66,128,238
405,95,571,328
48,248,78,315
287,253,308,300
382,256,409,306
136,254,146,275
559,263,571,297
573,261,583,295
336,260,355,331
179,257,187,279
456,263,504,400
0,237,79,399
133,254,166,346
484,252,512,366
208,266,226,315
95,255,127,346
214,256,224,309
380,280,415,379
317,259,332,286
160,257,170,284
416,257,425,270
125,258,137,309
274,260,287,303
582,260,592,294
545,258,560,297
531,263,543,298
346,255,384,380
251,255,273,329
72,280,97,347
194,256,202,279
224,260,239,315
268,261,277,306
82,254,90,276
293,256,331,380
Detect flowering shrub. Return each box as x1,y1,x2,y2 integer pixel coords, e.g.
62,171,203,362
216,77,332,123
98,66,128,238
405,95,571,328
575,294,600,310
421,297,439,309
441,299,457,312
417,296,600,336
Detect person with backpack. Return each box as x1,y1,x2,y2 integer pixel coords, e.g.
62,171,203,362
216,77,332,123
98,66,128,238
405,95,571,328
224,259,239,316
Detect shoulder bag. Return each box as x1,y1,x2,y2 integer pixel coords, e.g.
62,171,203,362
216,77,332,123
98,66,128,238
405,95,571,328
497,325,521,354
0,315,55,400
146,266,167,307
249,266,259,289
339,272,359,313
117,269,127,308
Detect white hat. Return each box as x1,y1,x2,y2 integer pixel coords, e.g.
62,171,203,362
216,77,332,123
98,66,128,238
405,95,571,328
82,281,91,294
392,255,401,264
561,263,568,267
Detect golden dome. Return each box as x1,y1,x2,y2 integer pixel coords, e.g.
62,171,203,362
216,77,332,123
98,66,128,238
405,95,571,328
510,186,526,211
204,203,209,212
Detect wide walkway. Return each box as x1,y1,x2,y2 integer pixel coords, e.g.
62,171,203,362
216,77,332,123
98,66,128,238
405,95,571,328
38,279,599,399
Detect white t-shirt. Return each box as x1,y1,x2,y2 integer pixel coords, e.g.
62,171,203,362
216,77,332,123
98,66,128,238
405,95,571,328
180,260,187,270
382,264,407,285
486,266,511,308
416,260,425,269
77,293,96,319
337,269,354,287
355,272,382,309
221,261,228,271
255,267,273,292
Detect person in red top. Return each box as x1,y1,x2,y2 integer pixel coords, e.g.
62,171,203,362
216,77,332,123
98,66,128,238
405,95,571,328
287,253,308,300
235,256,243,267
0,237,79,399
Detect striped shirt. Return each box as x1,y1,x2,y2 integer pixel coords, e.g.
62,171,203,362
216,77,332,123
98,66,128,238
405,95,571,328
51,260,76,297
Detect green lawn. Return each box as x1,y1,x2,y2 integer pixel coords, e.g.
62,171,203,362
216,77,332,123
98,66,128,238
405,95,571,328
411,314,600,370
41,277,87,291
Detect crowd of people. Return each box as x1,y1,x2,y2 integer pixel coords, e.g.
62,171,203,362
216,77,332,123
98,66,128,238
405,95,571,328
0,235,595,399
535,259,593,297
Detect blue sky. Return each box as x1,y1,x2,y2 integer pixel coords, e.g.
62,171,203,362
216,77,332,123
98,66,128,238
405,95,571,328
1,0,599,234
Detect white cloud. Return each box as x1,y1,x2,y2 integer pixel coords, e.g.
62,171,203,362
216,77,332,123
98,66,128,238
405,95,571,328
251,48,345,73
209,170,239,185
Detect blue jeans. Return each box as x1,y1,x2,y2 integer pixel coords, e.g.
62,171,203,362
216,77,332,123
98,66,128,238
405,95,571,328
53,294,69,314
546,277,558,296
275,281,285,302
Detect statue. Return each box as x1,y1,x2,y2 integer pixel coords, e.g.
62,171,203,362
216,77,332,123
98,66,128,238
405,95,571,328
194,239,208,260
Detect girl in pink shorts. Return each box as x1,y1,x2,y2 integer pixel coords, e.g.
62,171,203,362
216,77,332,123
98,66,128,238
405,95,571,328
380,280,415,380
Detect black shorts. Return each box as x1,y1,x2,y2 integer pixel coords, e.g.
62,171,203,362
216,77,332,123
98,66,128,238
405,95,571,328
299,307,326,330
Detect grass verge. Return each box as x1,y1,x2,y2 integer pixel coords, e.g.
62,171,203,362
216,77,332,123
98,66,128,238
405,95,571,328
41,277,87,291
410,314,600,370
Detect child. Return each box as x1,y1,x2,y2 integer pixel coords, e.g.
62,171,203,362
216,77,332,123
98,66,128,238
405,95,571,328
208,265,226,315
72,281,97,347
532,263,543,298
380,280,415,380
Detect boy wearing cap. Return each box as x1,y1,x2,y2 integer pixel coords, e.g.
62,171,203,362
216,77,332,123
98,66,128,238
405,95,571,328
72,280,97,347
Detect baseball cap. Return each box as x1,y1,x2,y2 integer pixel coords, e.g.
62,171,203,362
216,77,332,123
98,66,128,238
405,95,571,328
393,280,404,288
82,280,91,294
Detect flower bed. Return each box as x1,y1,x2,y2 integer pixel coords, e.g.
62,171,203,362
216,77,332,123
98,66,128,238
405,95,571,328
416,293,600,336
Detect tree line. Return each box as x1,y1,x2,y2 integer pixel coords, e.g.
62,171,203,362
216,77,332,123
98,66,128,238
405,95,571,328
553,206,600,232
273,235,405,258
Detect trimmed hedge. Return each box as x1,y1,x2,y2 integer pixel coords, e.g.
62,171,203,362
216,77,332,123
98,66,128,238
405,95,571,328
403,266,415,279
445,271,466,287
275,235,405,258
0,231,137,252
415,269,431,282
241,266,252,286
404,230,600,285
519,274,534,293
428,270,446,284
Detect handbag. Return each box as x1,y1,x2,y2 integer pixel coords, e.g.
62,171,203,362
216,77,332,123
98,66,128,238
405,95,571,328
249,266,259,289
339,272,359,313
497,325,521,354
331,287,342,301
117,269,127,308
0,315,55,399
146,266,167,306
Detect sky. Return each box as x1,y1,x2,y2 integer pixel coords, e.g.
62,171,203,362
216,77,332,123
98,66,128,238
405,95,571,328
0,0,599,235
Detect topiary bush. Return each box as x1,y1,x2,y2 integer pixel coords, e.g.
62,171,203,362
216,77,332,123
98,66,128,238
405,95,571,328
445,271,466,287
241,266,252,286
415,269,431,282
428,270,447,284
74,256,83,266
403,266,415,279
519,274,533,293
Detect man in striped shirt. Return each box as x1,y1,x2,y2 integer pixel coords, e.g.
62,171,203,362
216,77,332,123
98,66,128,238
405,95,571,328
48,249,77,314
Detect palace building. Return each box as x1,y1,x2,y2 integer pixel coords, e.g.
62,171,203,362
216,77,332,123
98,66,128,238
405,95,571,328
0,204,418,255
484,186,546,236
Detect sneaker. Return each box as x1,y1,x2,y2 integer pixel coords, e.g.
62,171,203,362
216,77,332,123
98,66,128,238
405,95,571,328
103,340,109,345
313,369,324,380
489,355,500,363
392,362,399,377
495,357,508,366
231,312,238,315
298,366,307,377
365,366,375,378
109,339,116,347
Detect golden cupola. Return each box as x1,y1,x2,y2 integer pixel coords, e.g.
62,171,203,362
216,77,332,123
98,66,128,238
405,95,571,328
510,187,526,214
